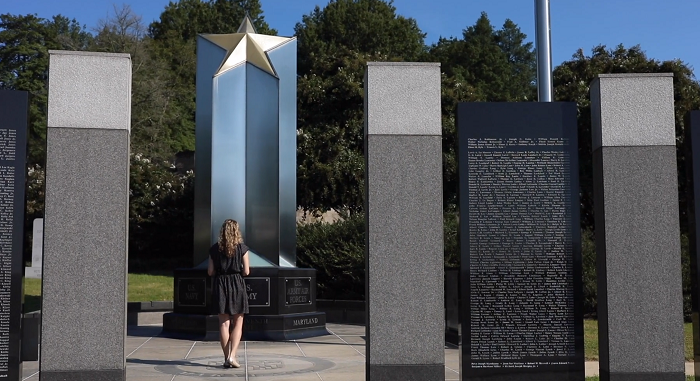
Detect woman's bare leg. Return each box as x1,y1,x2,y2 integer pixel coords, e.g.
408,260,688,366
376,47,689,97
218,314,231,362
228,314,244,365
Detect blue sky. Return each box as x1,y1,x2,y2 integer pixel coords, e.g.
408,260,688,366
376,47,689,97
3,0,700,76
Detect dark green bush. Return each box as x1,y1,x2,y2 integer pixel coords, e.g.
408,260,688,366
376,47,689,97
444,212,459,268
128,154,194,271
296,212,365,300
681,233,691,322
582,229,597,317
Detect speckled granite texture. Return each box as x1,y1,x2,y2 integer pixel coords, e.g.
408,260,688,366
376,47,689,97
366,134,444,365
41,128,129,372
591,74,684,379
590,74,674,150
364,62,443,380
47,51,131,131
365,62,441,136
42,51,130,379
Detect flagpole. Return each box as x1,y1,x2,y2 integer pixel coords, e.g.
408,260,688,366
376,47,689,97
535,0,553,102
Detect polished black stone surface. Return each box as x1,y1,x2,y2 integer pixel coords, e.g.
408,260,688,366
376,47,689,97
457,102,583,381
0,90,28,381
166,266,326,340
685,110,700,380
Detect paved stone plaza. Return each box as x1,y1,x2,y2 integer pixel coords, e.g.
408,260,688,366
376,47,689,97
18,323,695,380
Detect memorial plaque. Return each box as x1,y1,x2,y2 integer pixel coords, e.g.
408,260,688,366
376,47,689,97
685,110,700,378
177,278,206,307
285,277,311,305
244,277,270,307
0,90,28,381
457,102,583,381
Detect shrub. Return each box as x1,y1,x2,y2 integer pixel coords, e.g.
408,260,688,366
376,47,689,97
128,153,194,271
444,212,459,268
681,233,691,322
296,212,365,300
582,229,596,317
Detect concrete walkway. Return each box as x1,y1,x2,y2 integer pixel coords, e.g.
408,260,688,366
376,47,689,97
19,323,695,380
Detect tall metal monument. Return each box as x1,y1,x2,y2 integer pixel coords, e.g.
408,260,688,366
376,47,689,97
193,16,297,267
164,16,326,341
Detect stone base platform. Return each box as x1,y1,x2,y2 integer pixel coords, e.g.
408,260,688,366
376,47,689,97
162,311,328,341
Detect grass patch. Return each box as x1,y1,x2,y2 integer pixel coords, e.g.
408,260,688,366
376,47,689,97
128,272,174,301
686,322,694,362
588,376,695,381
584,319,598,360
23,278,41,313
586,378,694,381
23,272,174,312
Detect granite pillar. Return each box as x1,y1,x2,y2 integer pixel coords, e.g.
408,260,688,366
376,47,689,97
41,51,131,381
591,73,684,381
364,62,444,381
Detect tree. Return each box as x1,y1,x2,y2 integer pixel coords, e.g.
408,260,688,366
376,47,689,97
92,5,195,158
295,0,426,213
0,13,91,164
0,13,92,263
429,13,535,103
146,0,276,159
553,44,700,231
494,19,536,101
427,13,535,207
149,0,275,42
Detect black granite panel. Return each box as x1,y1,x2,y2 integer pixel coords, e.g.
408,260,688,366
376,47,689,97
246,277,271,307
162,311,327,341
177,278,207,307
285,277,312,306
0,90,27,381
457,102,583,381
686,110,700,380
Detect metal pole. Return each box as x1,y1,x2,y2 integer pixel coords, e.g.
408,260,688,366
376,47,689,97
535,0,553,102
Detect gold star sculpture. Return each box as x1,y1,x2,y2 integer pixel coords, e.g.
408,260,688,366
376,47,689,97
201,15,294,77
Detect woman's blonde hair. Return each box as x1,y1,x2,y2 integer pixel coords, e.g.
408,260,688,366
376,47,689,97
218,219,243,257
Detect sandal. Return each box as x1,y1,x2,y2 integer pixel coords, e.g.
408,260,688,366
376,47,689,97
223,359,232,369
229,358,241,368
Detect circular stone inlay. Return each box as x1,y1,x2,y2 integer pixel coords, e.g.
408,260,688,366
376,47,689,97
153,353,335,378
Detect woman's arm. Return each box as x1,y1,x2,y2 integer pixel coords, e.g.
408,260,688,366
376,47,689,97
242,251,250,276
207,257,215,276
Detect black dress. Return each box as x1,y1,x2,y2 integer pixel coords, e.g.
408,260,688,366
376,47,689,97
209,242,249,315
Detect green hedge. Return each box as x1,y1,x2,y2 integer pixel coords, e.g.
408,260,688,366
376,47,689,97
297,214,694,321
296,212,365,300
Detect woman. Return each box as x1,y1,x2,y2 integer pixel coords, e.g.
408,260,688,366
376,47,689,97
208,219,250,368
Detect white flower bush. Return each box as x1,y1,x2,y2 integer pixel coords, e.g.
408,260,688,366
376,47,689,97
128,153,195,270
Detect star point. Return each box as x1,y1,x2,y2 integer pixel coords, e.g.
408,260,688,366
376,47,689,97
201,16,294,77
